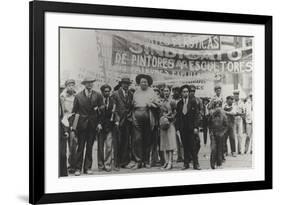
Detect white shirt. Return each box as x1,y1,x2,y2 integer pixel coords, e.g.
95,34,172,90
233,99,245,120
133,87,157,108
244,99,253,123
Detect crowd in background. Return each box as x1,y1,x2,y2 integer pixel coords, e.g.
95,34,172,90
59,74,253,176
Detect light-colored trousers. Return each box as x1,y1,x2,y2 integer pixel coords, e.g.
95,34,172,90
98,131,113,169
244,123,253,154
234,117,243,153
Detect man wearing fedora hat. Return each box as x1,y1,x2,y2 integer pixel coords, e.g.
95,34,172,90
111,77,134,169
70,77,103,176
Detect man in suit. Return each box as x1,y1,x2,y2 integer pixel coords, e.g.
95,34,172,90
70,77,103,176
111,77,134,168
97,84,119,172
176,85,201,170
188,85,202,158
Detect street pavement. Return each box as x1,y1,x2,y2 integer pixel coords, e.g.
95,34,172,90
66,132,252,176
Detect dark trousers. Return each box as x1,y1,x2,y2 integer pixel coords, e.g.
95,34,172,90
132,109,152,165
119,120,131,166
181,119,199,167
210,133,224,167
59,125,68,177
68,131,77,170
74,126,96,172
97,131,113,169
176,131,184,161
151,126,161,166
224,126,236,154
202,117,209,145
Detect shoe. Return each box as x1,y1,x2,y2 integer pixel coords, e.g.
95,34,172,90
238,151,242,155
161,162,168,169
85,169,93,175
144,163,151,169
98,165,105,171
250,151,253,155
193,165,201,170
74,170,81,176
68,168,75,174
131,163,141,170
165,163,173,170
123,162,135,169
113,166,120,171
104,167,111,172
181,164,190,170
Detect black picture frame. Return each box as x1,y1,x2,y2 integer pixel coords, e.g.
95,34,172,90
29,0,272,204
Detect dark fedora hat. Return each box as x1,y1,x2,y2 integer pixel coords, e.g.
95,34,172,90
135,74,153,86
180,84,190,93
119,77,132,84
81,77,96,85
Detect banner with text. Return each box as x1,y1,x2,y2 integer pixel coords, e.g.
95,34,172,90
111,35,252,73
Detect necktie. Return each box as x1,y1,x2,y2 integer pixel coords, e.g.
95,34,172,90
182,99,187,115
87,90,91,99
105,98,109,109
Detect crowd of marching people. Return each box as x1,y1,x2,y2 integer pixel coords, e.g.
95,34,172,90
59,74,253,177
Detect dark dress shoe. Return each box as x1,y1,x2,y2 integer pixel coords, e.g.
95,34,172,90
193,165,201,170
181,164,190,170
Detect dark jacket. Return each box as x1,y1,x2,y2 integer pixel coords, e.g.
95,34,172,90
111,88,133,127
99,96,120,133
175,96,200,131
71,89,103,131
209,108,228,137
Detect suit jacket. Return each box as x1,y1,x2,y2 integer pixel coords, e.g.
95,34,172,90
111,88,133,127
99,96,120,133
175,96,200,131
70,89,103,131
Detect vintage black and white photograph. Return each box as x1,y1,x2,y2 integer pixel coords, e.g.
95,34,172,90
59,27,253,177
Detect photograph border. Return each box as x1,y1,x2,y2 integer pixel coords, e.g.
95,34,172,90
29,1,272,204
